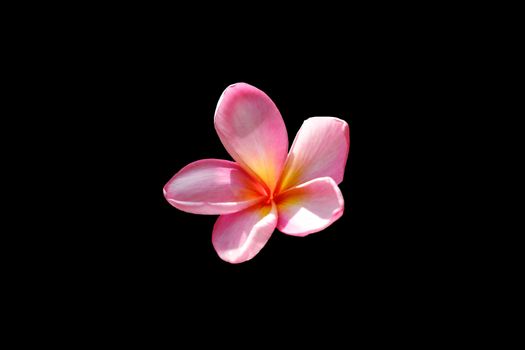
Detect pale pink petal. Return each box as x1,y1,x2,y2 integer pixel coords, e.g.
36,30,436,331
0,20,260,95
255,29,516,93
214,83,288,192
276,177,344,237
164,159,265,215
212,202,277,263
277,117,350,192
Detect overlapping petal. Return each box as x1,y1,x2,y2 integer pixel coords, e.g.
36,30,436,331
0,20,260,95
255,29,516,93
164,159,265,215
277,117,350,192
276,177,344,237
214,83,288,192
212,201,277,263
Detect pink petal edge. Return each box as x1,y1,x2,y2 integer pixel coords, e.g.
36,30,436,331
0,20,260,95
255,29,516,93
214,83,289,192
164,159,265,215
212,201,277,263
277,117,349,192
276,177,344,237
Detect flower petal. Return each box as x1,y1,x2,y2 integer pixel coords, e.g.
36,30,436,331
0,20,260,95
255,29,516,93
276,177,344,237
277,117,349,192
164,159,265,215
212,202,277,263
214,83,288,192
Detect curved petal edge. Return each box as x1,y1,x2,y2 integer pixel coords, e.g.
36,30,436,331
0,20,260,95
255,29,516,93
212,202,277,263
214,83,289,192
164,159,265,215
276,177,344,237
277,117,350,192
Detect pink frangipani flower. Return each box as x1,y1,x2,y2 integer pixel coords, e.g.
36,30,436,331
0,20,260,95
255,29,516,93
164,83,350,263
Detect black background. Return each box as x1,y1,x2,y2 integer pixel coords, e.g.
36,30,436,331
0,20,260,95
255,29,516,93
13,6,495,342
136,53,434,301
43,22,467,322
90,48,433,295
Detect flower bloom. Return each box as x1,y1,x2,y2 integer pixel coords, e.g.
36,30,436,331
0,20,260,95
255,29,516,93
164,83,350,263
